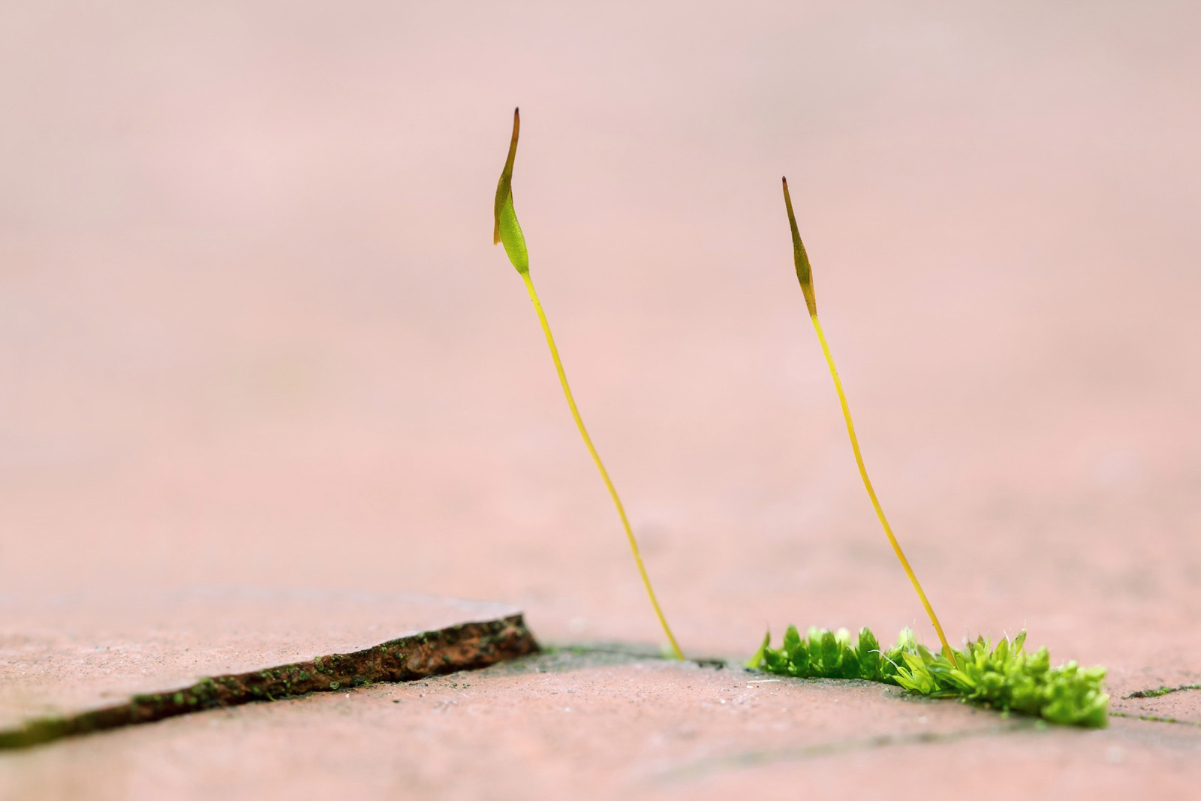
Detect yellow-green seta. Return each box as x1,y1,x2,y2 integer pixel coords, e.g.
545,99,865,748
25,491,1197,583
493,109,683,659
781,176,953,660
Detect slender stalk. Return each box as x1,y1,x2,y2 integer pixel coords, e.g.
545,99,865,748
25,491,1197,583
781,176,951,659
809,314,952,658
520,272,684,660
494,109,683,659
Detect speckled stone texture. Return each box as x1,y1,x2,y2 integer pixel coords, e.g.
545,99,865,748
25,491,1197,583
2,649,1198,800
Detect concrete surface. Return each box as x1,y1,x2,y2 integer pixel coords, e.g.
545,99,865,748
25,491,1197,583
2,0,1200,798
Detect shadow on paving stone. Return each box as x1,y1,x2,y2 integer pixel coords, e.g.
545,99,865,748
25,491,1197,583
479,641,731,677
0,588,538,749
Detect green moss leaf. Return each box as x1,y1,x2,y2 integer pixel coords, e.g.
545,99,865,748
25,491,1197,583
747,630,771,669
782,624,801,653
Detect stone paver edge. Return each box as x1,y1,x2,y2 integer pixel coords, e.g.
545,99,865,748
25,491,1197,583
0,613,539,750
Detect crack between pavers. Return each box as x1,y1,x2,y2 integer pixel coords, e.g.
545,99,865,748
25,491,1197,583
481,643,732,677
1123,683,1201,700
656,720,1036,783
0,614,538,751
1109,711,1201,727
1111,683,1201,727
543,642,729,665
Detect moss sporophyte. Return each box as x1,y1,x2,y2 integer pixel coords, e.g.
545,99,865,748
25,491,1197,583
486,114,1108,722
492,108,684,660
781,177,951,660
770,178,1110,726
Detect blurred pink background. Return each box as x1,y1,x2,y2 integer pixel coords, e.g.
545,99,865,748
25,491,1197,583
2,1,1199,668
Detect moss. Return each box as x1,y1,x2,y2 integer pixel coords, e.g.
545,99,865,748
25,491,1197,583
751,626,1109,728
1125,684,1201,699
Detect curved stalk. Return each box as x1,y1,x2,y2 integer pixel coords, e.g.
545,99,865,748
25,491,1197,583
782,176,952,659
810,314,951,658
520,273,683,660
493,108,683,659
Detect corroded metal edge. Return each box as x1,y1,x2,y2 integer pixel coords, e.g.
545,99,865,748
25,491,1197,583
0,613,538,750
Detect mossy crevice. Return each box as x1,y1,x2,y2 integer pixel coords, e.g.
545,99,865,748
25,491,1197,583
1124,683,1201,699
751,625,1109,728
1109,711,1201,727
0,614,538,750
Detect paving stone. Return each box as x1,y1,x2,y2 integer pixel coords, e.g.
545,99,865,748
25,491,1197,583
2,649,1198,801
0,589,536,747
2,2,1200,798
